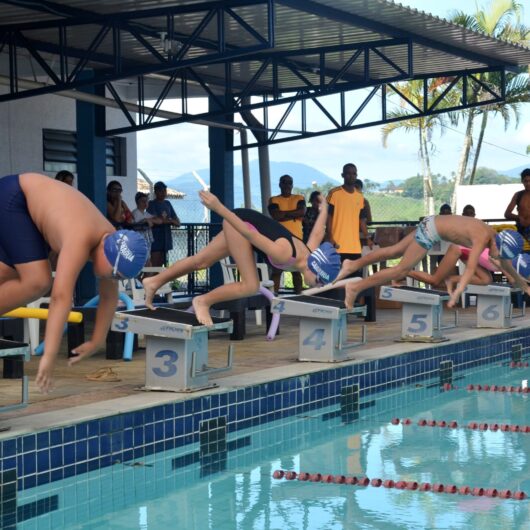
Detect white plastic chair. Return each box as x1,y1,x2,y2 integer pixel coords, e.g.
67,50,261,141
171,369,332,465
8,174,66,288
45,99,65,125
119,267,173,306
25,296,51,354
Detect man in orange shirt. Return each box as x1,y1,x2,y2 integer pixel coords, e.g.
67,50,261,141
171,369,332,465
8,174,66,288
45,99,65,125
327,163,372,277
268,174,306,293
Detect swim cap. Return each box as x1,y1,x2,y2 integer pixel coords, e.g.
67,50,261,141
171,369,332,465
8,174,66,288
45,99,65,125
307,242,341,284
103,230,148,278
495,230,523,259
512,254,530,279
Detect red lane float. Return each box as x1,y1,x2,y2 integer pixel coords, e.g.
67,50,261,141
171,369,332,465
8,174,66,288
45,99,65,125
466,384,530,393
272,470,526,500
392,418,530,434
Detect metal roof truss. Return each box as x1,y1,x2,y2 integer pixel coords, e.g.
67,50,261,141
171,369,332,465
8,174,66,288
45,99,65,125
0,0,274,102
104,65,506,149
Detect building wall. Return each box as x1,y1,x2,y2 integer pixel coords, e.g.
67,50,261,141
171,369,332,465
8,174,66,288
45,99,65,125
0,92,137,204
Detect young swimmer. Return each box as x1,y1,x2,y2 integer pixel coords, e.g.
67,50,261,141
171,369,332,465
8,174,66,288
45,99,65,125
310,216,529,309
407,244,496,291
143,190,341,325
0,173,148,393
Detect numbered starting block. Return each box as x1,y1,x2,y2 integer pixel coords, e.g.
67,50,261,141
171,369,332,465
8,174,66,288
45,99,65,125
465,284,524,328
380,286,456,342
0,339,29,413
112,308,233,392
271,295,367,362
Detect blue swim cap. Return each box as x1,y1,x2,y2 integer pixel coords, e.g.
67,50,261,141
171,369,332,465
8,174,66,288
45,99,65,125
495,230,523,259
103,230,148,278
307,242,341,284
512,254,530,278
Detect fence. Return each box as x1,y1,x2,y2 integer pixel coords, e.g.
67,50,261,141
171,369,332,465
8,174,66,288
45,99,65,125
166,223,221,296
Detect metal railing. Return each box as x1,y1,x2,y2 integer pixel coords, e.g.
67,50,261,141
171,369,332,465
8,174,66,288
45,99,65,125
166,223,221,296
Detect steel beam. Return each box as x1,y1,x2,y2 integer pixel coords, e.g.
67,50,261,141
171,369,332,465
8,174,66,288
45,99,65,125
0,0,273,102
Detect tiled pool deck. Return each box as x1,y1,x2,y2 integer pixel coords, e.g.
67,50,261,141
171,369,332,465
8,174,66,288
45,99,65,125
1,307,529,503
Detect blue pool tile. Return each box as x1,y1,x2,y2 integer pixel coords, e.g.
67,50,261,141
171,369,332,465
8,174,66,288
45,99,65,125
133,411,144,427
88,438,99,459
23,474,36,489
75,423,88,440
36,472,50,487
23,452,36,475
76,440,87,461
86,420,99,437
37,450,49,473
50,447,63,468
22,435,35,453
63,427,75,444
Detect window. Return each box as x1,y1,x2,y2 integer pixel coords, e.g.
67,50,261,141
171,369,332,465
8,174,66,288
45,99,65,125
43,129,77,174
43,129,126,176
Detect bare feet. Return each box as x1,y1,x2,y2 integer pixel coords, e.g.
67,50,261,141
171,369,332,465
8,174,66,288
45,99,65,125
192,296,213,327
344,283,360,309
444,277,456,295
142,276,159,310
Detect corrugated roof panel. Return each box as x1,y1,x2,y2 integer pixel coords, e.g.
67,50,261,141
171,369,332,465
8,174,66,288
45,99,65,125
0,0,528,98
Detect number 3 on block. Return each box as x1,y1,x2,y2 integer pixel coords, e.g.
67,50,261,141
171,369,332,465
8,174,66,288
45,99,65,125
303,329,326,350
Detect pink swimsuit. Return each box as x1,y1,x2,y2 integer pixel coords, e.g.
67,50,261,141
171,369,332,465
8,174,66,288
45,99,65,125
459,246,497,272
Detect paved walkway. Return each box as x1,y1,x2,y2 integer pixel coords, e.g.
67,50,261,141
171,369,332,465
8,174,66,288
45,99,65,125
0,306,527,438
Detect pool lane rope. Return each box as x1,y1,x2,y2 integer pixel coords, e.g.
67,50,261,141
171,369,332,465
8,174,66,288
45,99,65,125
272,470,526,500
391,417,530,433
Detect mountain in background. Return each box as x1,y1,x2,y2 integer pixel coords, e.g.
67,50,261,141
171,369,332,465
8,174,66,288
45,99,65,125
500,164,528,179
166,161,338,202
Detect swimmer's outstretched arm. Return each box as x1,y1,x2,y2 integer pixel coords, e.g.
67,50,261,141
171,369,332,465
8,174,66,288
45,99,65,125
306,200,328,251
303,277,362,296
497,258,530,296
199,190,291,263
69,278,119,365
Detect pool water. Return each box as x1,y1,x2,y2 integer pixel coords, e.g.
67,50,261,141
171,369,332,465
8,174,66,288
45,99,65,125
17,362,530,529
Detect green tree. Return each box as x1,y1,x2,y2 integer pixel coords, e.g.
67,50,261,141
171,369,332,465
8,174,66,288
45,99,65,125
381,80,448,216
449,0,530,203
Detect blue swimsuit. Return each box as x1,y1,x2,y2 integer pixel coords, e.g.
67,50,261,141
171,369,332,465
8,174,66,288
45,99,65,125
0,174,49,267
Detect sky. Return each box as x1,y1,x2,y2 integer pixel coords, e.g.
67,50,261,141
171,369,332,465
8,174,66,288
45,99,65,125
137,0,530,185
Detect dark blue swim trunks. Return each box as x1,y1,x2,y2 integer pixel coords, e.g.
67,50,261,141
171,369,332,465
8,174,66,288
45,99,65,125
0,174,49,267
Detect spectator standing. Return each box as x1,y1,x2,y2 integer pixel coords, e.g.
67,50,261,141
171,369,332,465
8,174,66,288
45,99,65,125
462,204,476,217
326,163,371,277
505,168,530,241
268,174,306,293
439,203,452,215
147,181,180,267
106,180,133,227
353,179,372,224
303,191,322,243
132,192,162,267
55,170,74,186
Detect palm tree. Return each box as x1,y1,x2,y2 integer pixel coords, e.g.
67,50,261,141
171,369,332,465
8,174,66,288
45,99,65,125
382,80,447,216
449,0,530,205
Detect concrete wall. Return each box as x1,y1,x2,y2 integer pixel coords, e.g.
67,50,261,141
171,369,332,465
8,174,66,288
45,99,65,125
0,91,137,205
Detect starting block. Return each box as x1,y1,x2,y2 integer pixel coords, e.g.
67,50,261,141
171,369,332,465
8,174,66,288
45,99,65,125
271,295,367,362
112,308,233,392
0,339,29,413
465,284,524,328
380,286,456,342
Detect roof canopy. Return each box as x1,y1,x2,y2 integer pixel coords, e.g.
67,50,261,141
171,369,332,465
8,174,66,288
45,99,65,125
1,0,529,144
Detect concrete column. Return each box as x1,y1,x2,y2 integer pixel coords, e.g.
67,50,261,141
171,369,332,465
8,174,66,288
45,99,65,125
208,96,234,288
75,78,107,302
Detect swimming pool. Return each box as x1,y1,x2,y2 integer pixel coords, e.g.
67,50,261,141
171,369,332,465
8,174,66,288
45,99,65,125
10,356,530,529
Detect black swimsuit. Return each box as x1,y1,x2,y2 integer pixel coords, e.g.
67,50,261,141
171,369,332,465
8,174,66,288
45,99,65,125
233,208,304,268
